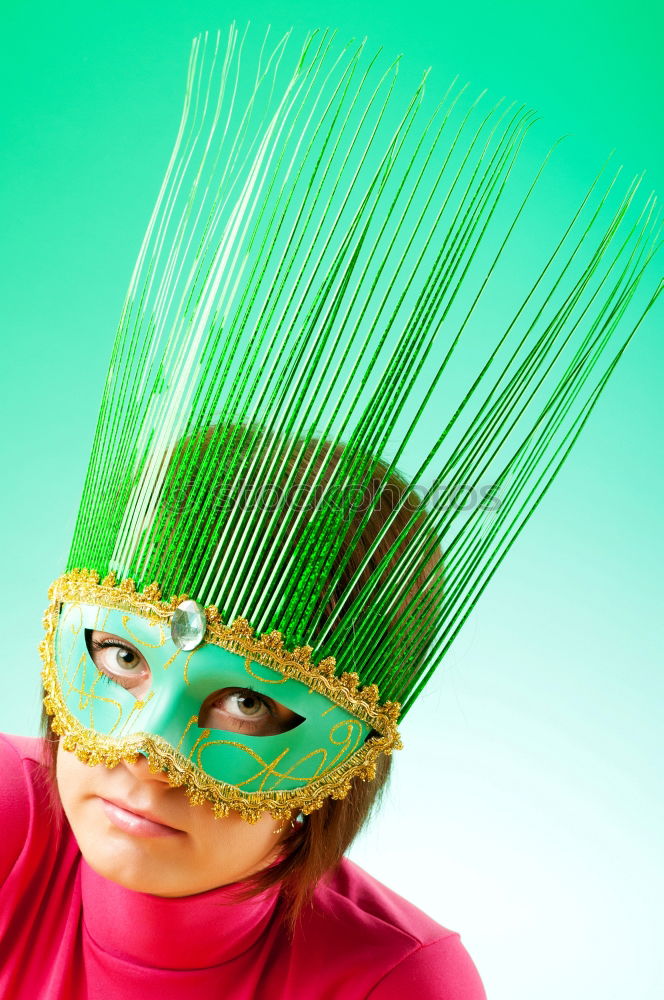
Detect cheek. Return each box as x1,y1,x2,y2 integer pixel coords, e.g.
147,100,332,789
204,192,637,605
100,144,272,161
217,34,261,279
186,806,280,876
55,743,90,821
55,744,109,856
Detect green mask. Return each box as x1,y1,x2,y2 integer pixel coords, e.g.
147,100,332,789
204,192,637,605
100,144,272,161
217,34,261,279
41,572,401,823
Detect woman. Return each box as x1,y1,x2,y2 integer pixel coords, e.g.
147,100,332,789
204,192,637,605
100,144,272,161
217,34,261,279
0,23,657,999
1,433,487,997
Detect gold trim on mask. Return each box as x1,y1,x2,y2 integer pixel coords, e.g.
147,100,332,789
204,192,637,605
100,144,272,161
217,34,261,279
39,569,402,823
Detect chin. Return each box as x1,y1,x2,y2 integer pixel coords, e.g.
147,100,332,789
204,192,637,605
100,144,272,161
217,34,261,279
89,847,192,896
77,826,190,896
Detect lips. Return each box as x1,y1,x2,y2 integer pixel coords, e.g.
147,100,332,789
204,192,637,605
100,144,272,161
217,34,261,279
98,796,185,837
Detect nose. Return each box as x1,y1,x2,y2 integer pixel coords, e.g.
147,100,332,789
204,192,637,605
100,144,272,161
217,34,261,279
119,750,172,784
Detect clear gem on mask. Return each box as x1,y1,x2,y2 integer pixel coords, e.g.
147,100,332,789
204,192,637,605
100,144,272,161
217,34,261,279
170,599,207,650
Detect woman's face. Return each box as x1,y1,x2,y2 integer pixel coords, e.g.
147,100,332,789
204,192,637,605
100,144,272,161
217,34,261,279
56,742,287,897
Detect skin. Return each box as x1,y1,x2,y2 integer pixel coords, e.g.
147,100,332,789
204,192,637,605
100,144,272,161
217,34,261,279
56,628,300,898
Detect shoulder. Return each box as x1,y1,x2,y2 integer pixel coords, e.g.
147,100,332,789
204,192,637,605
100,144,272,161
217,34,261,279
0,732,46,765
0,732,46,800
317,857,450,946
0,733,52,882
307,858,486,999
365,936,487,999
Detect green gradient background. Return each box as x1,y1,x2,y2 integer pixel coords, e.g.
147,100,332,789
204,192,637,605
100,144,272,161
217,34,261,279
0,2,662,997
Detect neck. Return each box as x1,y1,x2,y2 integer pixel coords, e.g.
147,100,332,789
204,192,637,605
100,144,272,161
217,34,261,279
80,858,282,969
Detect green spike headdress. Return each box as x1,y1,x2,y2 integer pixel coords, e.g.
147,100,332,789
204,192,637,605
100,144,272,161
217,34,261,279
40,25,662,822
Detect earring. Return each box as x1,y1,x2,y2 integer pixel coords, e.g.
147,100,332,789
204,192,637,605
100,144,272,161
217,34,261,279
272,812,306,836
272,818,288,836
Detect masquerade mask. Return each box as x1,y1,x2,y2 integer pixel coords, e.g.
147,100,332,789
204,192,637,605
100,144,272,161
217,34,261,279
41,572,400,822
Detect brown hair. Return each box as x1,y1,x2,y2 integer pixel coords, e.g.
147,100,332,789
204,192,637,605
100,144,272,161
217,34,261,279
40,429,442,928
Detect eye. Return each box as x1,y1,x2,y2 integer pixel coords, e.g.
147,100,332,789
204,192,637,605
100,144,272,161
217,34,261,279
84,628,152,699
226,691,270,720
199,688,305,737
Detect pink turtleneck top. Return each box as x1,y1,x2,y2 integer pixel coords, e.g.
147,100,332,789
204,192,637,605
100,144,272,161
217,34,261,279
0,734,486,998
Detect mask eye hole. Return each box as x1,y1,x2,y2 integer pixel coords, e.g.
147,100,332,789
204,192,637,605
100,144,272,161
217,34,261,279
84,628,152,700
198,687,305,737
